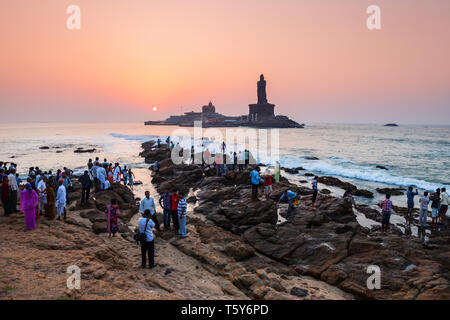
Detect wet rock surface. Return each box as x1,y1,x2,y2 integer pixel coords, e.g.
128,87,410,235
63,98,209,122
136,140,449,300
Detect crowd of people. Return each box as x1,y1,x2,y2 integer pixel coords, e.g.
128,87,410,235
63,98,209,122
2,148,448,269
0,162,74,228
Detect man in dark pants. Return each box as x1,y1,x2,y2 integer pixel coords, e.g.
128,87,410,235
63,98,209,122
250,167,263,200
159,189,172,230
139,210,156,269
78,170,92,205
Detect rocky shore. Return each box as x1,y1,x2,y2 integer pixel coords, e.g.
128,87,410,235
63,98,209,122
140,141,449,300
0,158,349,300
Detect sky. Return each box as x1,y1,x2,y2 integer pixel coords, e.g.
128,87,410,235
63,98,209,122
0,0,449,125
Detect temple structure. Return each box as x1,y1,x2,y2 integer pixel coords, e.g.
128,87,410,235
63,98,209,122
144,75,304,128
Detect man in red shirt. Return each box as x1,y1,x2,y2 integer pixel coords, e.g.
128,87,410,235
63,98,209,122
170,189,180,232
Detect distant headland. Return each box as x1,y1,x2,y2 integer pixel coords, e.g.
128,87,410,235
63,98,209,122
144,74,304,128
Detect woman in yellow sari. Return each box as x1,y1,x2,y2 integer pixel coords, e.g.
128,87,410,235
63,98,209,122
45,182,57,220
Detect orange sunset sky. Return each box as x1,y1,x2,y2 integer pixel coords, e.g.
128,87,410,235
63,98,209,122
0,0,449,124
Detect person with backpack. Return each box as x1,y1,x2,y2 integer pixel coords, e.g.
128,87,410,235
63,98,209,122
137,209,156,269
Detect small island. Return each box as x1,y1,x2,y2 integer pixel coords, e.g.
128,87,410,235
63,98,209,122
384,123,399,127
145,74,304,128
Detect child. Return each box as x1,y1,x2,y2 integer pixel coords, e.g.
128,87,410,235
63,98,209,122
380,194,393,232
263,173,273,200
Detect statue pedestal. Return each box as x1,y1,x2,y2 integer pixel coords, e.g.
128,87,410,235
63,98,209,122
249,103,275,122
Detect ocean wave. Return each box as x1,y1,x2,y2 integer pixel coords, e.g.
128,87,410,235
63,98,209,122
109,133,159,142
281,157,444,191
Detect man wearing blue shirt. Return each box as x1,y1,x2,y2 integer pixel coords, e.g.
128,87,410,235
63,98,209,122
250,167,263,200
278,189,298,216
139,191,160,231
138,209,156,269
406,186,418,219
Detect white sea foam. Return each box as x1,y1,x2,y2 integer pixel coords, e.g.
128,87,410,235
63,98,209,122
281,157,443,191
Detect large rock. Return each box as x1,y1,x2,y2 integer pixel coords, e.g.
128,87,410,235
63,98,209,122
207,198,278,235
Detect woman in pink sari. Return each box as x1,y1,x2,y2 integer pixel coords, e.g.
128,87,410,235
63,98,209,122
105,199,120,237
20,183,38,230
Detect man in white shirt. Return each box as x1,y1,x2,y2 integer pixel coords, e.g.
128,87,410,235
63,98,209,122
419,191,430,227
113,163,121,184
36,176,47,216
97,166,107,190
139,191,160,231
138,210,156,269
56,180,67,220
439,187,449,223
7,169,18,212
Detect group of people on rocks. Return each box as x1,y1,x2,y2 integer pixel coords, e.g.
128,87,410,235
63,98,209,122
379,186,448,232
0,162,73,230
157,137,257,175
87,158,135,192
137,189,188,269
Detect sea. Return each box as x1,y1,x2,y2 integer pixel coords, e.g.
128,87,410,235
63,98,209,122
0,122,449,208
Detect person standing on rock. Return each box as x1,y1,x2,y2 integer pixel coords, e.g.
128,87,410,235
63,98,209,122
139,191,160,231
274,161,280,183
61,172,72,205
36,175,47,216
380,194,393,232
7,169,18,213
177,192,188,238
170,189,180,233
105,199,120,237
278,189,297,216
263,173,273,200
159,189,172,230
91,162,100,192
1,175,13,216
429,189,441,227
113,163,121,184
406,186,419,219
439,187,448,224
237,151,244,171
311,176,319,211
157,138,161,148
97,165,107,190
153,161,160,175
20,183,38,230
128,169,135,190
419,191,430,228
44,180,57,220
138,209,156,269
250,167,263,200
122,165,129,185
55,179,67,220
78,170,92,205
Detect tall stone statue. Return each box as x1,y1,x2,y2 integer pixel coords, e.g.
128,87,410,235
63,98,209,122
257,74,268,104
